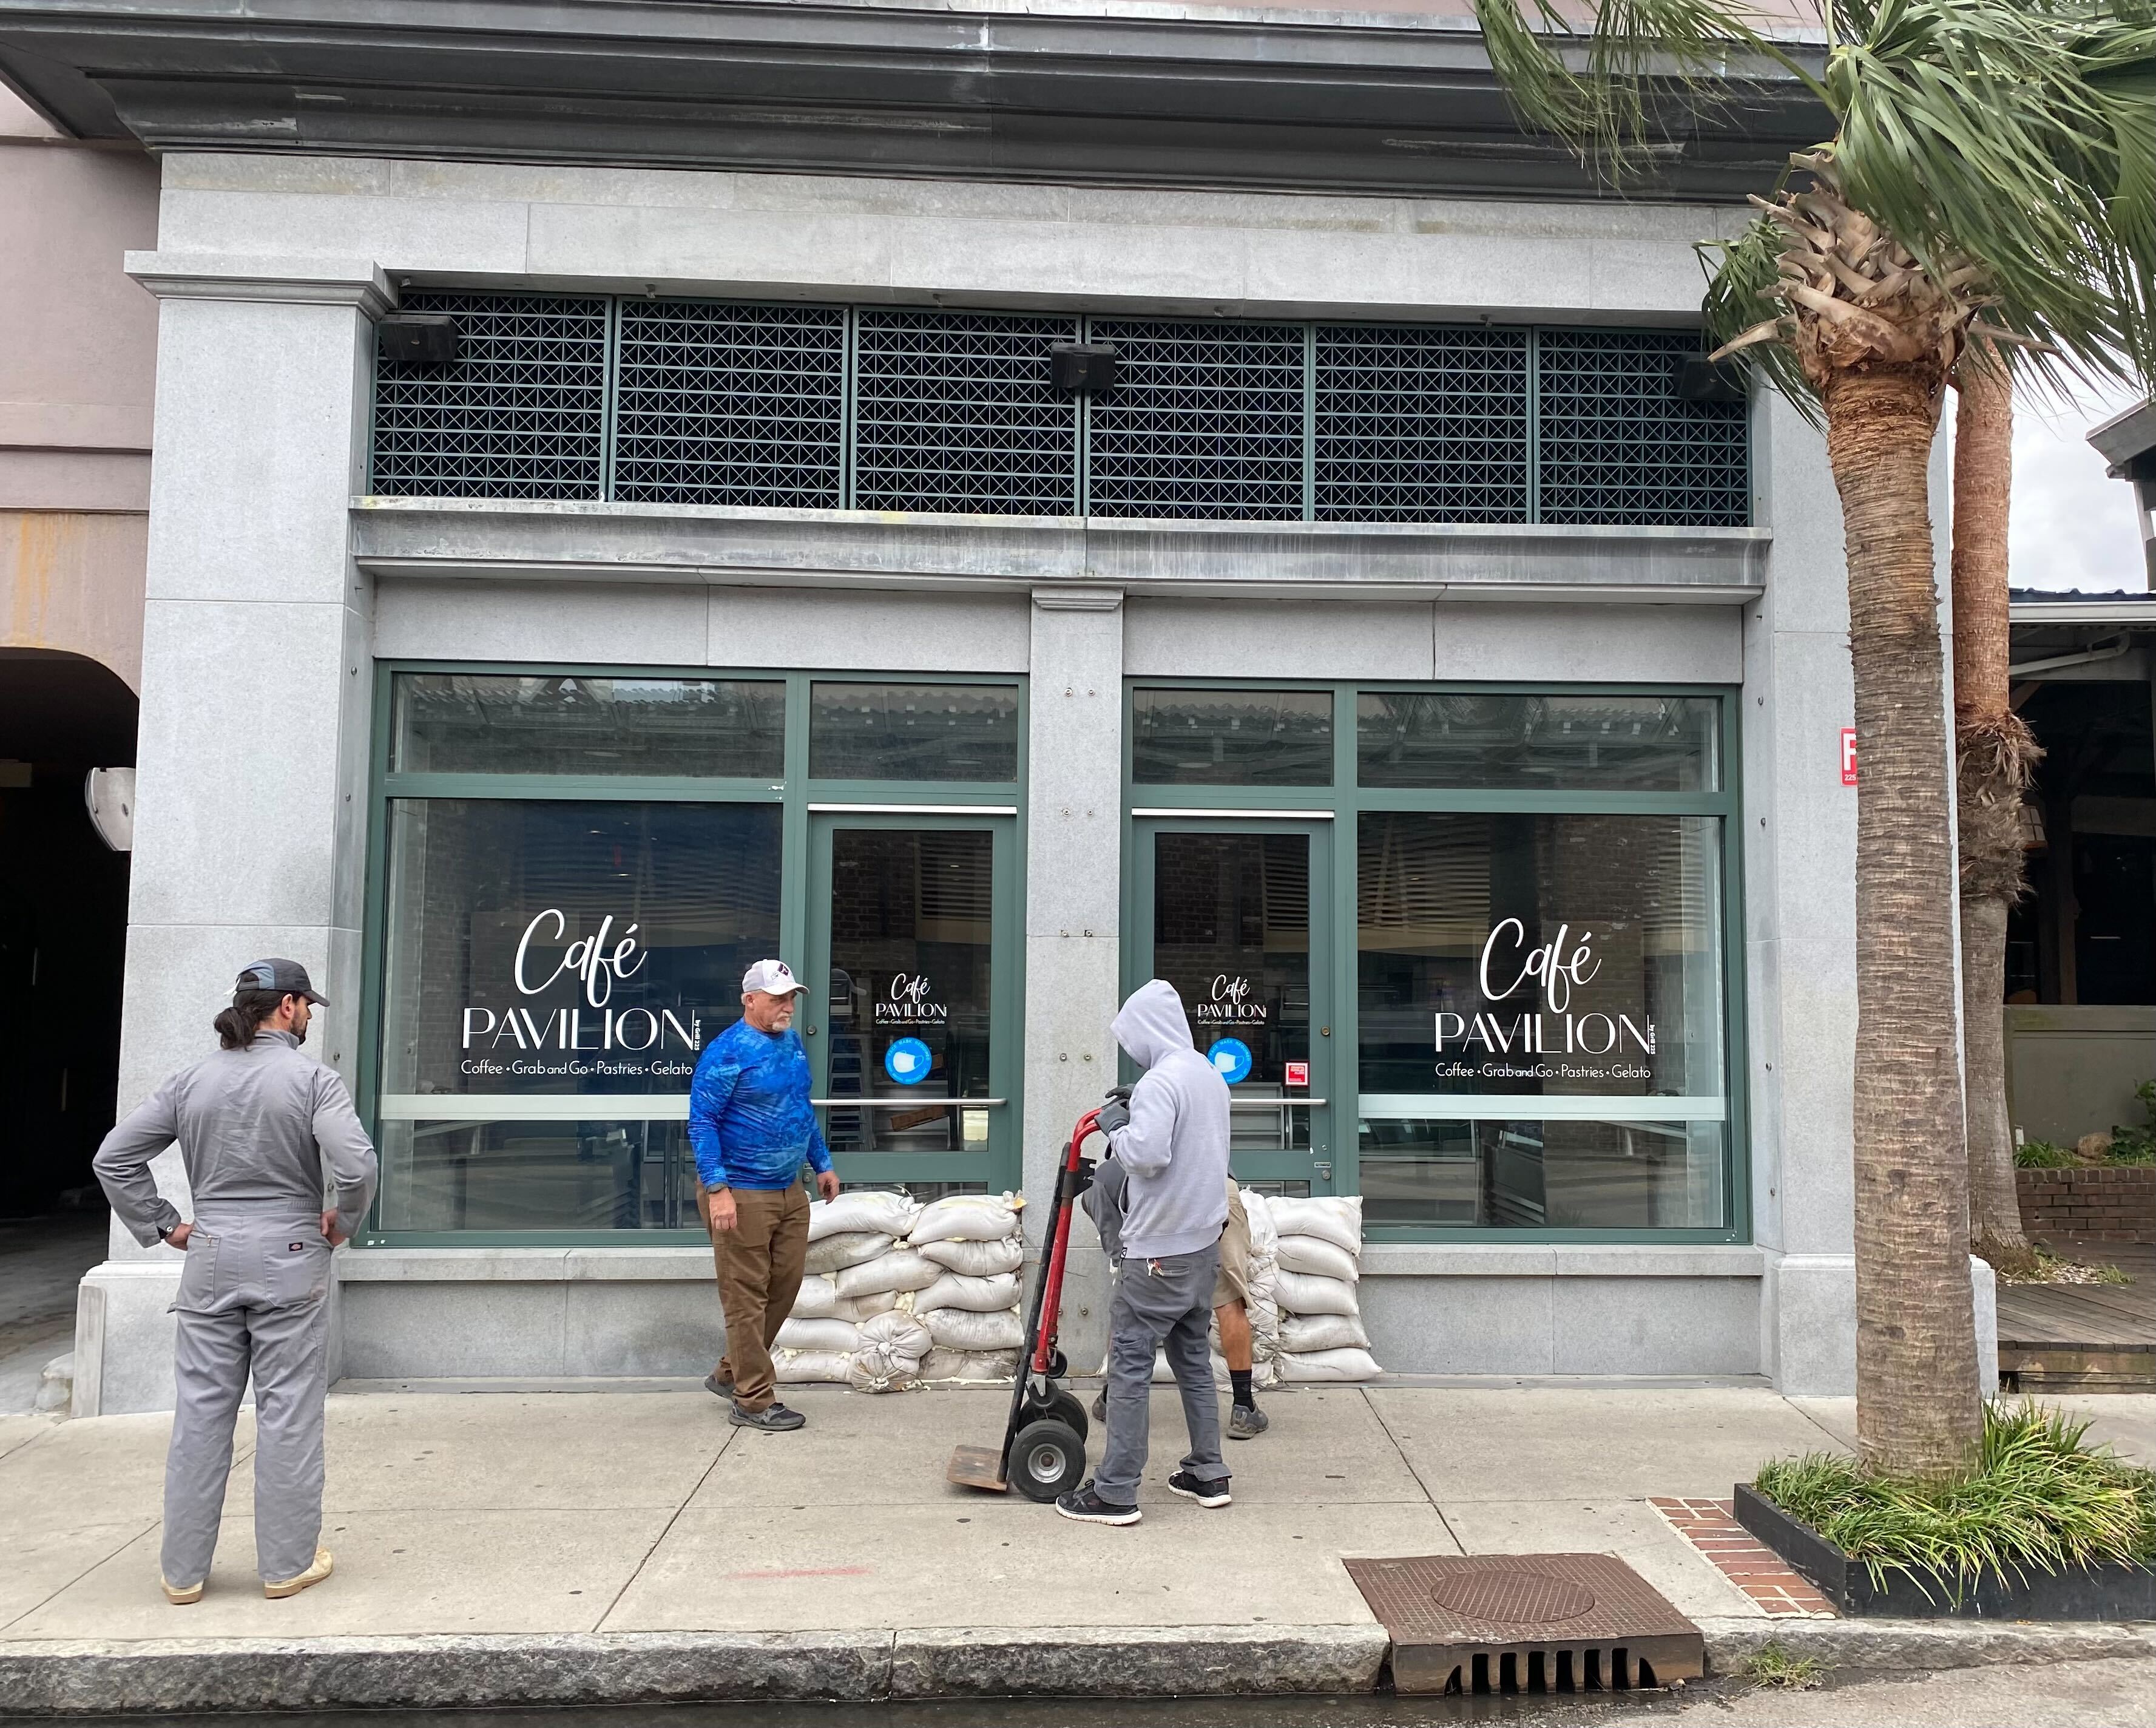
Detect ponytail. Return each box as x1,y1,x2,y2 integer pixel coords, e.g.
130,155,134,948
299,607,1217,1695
215,988,285,1051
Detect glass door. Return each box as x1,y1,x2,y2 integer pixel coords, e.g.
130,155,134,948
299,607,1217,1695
1132,820,1334,1192
804,813,1018,1193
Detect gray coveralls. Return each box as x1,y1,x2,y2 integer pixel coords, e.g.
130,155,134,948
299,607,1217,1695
95,1029,377,1588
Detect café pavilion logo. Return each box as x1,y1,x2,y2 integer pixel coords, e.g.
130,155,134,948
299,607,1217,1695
456,909,704,1061
876,974,949,1025
1432,919,1656,1075
1191,975,1267,1025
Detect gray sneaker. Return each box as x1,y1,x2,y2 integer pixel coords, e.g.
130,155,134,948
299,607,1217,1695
1228,1403,1269,1440
729,1400,806,1431
1092,1390,1107,1422
703,1370,734,1400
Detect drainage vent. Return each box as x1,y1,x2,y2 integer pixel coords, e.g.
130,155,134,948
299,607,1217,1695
1343,1553,1705,1695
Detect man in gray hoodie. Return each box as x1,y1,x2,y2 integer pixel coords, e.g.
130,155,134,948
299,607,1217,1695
1057,979,1232,1525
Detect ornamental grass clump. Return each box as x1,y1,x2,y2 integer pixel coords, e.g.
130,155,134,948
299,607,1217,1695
1755,1403,2156,1605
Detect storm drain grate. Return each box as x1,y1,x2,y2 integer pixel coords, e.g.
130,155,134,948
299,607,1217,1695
1344,1553,1703,1695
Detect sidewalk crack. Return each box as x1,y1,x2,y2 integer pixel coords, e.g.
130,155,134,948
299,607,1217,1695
1359,1388,1464,1554
592,1423,736,1633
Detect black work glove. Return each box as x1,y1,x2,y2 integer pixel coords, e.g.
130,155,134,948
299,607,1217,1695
1097,1098,1131,1136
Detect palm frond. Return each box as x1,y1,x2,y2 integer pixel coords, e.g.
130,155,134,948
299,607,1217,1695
1700,217,1818,421
1469,0,1828,178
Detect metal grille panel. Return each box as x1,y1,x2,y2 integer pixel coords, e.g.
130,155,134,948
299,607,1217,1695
371,292,606,499
1316,325,1530,523
1088,319,1305,519
1538,330,1748,527
854,310,1079,513
615,301,844,508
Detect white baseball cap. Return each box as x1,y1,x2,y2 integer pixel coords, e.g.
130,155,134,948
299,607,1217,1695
742,958,809,997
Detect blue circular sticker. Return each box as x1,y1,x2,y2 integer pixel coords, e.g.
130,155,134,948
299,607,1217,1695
884,1037,933,1086
1206,1037,1253,1086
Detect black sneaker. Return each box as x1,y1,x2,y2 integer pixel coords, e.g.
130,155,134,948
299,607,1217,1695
729,1400,806,1431
1168,1471,1232,1508
1091,1390,1107,1422
703,1370,734,1400
1055,1482,1141,1525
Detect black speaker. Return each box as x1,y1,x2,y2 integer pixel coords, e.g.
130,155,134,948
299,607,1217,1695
1677,356,1747,404
1050,342,1118,396
379,313,459,365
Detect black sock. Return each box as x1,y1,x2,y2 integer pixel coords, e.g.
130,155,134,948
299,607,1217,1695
1230,1369,1254,1409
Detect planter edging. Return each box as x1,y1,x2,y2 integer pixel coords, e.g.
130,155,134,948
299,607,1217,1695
1733,1482,2156,1620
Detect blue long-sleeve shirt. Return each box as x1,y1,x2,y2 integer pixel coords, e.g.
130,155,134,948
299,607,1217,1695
688,1018,832,1190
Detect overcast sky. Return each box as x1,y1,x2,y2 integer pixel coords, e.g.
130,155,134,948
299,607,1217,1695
2004,376,2148,593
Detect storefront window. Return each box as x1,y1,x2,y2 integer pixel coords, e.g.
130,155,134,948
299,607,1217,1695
1357,693,1718,791
809,682,1019,781
1357,810,1727,1228
376,799,781,1231
1132,688,1333,785
390,673,785,776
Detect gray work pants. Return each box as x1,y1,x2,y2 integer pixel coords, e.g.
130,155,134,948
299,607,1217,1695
1095,1244,1226,1507
163,1211,333,1587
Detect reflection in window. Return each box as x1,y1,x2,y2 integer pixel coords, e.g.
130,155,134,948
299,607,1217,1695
390,673,785,776
1356,693,1718,791
377,799,781,1232
809,683,1019,782
1357,810,1726,1230
1132,688,1333,785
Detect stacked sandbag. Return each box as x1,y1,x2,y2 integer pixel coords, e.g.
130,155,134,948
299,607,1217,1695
772,1188,1029,1389
1268,1196,1379,1381
772,1188,924,1388
910,1193,1029,1380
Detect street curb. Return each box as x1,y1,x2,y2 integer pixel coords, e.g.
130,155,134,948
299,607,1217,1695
1698,1616,2156,1672
1,1618,2148,1713
0,1625,1388,1715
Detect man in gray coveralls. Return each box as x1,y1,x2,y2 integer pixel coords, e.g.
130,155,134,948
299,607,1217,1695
95,960,377,1604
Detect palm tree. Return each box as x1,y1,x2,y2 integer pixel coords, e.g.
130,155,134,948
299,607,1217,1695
1951,347,2036,1253
1470,0,2156,1476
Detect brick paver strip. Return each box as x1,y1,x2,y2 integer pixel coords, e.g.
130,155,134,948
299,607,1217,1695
1650,1496,1836,1618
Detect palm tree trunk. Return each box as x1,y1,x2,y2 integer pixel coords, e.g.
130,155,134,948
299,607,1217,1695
1950,347,2035,1250
1824,363,1984,1477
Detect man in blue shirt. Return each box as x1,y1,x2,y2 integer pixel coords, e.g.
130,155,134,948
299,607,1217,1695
690,958,840,1431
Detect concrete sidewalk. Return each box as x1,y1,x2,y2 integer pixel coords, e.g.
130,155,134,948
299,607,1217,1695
2,1380,2151,1712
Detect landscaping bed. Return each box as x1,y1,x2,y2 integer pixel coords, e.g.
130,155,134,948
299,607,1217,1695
1734,1405,2156,1620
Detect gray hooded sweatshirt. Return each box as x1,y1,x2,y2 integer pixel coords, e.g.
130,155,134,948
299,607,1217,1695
1106,979,1231,1259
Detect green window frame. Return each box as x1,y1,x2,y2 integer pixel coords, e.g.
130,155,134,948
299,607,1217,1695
1120,677,1748,1244
359,663,1027,1247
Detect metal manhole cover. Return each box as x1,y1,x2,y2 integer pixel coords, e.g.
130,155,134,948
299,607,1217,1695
1425,1568,1596,1624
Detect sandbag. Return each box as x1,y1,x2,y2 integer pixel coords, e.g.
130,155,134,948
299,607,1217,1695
803,1230,893,1275
1279,1312,1370,1353
1239,1188,1279,1260
1147,1349,1230,1389
1273,1267,1358,1317
913,1234,1025,1278
773,1347,854,1384
914,1270,1024,1314
851,1309,933,1392
925,1306,1026,1353
1266,1196,1362,1257
1276,1233,1360,1284
834,1247,942,1299
789,1275,840,1320
1277,1346,1380,1383
807,1190,922,1242
773,1317,861,1353
832,1290,901,1323
908,1194,1021,1245
920,1347,1019,1382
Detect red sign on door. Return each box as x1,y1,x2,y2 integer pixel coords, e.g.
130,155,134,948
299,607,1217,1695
1285,1061,1309,1088
1840,728,1858,786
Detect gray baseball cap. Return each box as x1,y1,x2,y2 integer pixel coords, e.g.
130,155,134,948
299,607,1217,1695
235,958,329,1005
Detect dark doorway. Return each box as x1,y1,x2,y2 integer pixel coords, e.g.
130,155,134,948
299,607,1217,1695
0,649,135,1212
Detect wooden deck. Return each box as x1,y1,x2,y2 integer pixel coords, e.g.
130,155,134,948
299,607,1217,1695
1997,1242,2156,1392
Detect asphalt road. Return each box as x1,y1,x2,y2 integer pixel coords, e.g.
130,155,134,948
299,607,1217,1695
8,1661,2150,1728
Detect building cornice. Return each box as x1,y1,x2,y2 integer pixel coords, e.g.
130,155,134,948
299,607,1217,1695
123,252,396,318
1,0,1825,201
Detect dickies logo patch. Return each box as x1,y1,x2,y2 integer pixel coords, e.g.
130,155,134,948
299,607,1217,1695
288,1242,306,1253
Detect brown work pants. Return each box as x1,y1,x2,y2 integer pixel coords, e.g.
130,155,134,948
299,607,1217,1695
700,1181,809,1412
